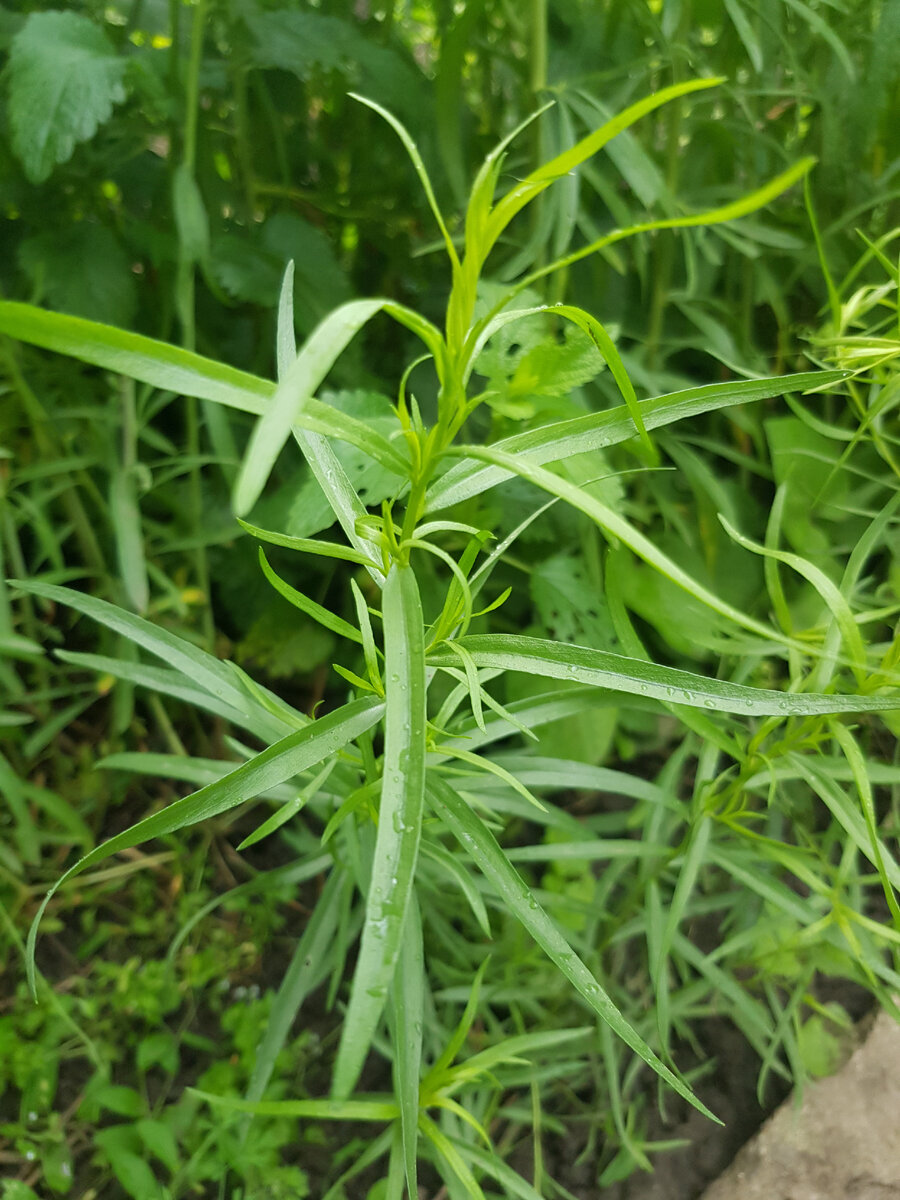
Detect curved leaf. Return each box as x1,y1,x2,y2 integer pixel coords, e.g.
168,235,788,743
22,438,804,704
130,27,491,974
428,634,900,716
426,371,846,512
26,697,384,992
427,775,718,1121
0,301,273,413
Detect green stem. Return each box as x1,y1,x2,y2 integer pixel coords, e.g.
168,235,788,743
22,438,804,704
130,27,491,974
176,0,214,647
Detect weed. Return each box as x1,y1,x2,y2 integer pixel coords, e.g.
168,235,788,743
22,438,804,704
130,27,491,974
2,78,898,1198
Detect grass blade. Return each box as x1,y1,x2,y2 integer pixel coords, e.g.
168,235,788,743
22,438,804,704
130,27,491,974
26,697,384,993
0,301,273,414
427,775,718,1121
332,565,427,1098
244,869,347,1113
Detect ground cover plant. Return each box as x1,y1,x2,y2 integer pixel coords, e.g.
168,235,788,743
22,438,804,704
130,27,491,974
2,3,899,1198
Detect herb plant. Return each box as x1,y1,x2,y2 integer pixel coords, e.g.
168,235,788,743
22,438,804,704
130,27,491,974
3,80,900,1197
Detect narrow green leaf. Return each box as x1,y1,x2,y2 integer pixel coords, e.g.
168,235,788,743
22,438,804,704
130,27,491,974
276,260,297,379
427,371,846,512
419,1113,487,1200
428,635,899,716
485,77,723,254
351,577,384,691
332,565,427,1099
434,443,819,651
12,579,269,719
56,650,276,740
830,721,900,927
389,891,424,1199
234,299,386,515
192,1090,398,1121
236,758,336,850
259,548,362,644
237,518,376,567
109,459,149,615
428,778,716,1120
0,301,273,413
244,869,346,1114
26,698,384,993
720,515,869,676
420,839,491,937
522,158,818,293
350,93,459,271
446,1136,546,1200
723,0,763,71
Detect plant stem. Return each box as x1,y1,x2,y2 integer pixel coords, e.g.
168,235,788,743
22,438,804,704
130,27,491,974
175,0,214,648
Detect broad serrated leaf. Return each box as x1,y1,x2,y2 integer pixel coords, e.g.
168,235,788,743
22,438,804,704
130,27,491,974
19,223,137,326
245,8,421,118
212,214,352,334
531,554,617,651
7,11,128,183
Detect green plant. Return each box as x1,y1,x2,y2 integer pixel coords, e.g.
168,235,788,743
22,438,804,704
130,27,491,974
4,81,899,1197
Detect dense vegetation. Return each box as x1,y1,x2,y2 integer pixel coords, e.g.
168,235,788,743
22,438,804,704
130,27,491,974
1,2,898,1197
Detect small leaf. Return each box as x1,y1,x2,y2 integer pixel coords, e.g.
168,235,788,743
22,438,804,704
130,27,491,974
136,1118,179,1173
172,165,210,265
40,1140,74,1194
7,11,128,182
92,1084,144,1118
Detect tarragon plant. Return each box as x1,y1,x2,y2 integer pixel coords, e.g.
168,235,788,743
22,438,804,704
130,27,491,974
4,80,898,1196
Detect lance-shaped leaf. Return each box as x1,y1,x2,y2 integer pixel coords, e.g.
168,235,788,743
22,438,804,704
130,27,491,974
332,565,427,1099
430,444,801,648
56,649,276,741
243,869,349,1116
389,892,424,1199
0,301,273,414
426,775,717,1121
10,578,294,727
426,371,846,512
527,158,816,289
427,635,900,716
235,299,442,517
235,299,386,517
483,77,723,258
26,697,384,993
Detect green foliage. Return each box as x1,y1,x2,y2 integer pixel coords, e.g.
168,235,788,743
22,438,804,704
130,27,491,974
6,11,128,183
1,3,899,1197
